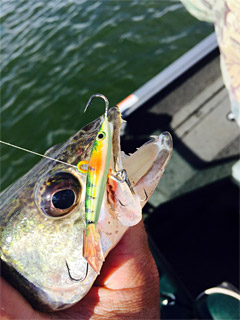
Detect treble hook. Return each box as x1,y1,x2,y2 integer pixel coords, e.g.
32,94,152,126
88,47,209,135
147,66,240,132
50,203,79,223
111,169,135,195
66,260,89,282
84,94,109,118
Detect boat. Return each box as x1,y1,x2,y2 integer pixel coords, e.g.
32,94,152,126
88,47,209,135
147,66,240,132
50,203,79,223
117,33,240,319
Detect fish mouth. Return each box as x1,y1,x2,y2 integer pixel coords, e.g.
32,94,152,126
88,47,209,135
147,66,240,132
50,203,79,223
107,106,173,203
122,131,172,206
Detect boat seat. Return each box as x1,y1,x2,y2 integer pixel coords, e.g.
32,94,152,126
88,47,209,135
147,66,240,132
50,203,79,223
195,282,240,319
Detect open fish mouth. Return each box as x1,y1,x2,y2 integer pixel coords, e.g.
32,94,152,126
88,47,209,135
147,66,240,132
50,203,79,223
0,106,172,312
107,107,173,204
122,131,172,206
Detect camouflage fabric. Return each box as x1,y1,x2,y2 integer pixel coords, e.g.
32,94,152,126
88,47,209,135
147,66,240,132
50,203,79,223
181,0,240,125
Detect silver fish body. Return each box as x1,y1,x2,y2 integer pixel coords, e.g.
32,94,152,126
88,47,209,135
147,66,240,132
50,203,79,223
0,107,172,311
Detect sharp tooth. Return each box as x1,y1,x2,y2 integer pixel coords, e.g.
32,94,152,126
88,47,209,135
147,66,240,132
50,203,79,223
121,151,129,158
150,135,159,140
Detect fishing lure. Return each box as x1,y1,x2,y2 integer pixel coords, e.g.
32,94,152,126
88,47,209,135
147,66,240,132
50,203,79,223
79,94,112,274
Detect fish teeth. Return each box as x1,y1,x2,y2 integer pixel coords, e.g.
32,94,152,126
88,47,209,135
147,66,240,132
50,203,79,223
150,135,159,140
121,151,129,159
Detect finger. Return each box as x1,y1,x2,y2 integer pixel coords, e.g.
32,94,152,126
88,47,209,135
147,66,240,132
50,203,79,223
0,277,47,320
95,221,159,290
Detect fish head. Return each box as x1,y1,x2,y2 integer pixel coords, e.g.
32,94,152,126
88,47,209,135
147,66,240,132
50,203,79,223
0,115,104,311
0,107,172,311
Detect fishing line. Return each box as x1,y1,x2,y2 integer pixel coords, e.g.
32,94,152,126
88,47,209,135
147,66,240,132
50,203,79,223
0,95,109,171
0,140,77,168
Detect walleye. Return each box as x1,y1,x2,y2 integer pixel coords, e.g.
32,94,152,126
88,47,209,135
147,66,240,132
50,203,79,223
0,96,173,311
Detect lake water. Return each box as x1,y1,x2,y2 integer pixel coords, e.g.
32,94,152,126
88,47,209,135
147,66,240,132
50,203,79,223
0,0,213,191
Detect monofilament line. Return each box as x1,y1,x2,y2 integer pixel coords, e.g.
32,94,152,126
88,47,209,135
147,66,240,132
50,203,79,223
0,140,77,168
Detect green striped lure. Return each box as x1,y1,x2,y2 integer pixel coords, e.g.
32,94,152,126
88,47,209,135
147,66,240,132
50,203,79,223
78,94,112,274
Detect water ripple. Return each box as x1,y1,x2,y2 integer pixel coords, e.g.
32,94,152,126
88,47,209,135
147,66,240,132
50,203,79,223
0,0,213,190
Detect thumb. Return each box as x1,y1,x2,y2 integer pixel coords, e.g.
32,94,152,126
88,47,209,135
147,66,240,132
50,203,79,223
0,277,47,320
95,220,159,290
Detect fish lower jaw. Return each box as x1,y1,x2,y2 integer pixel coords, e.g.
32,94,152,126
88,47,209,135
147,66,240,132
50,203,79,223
1,254,97,312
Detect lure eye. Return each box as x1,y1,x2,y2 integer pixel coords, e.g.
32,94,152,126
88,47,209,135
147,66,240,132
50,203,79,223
97,131,106,141
37,172,81,218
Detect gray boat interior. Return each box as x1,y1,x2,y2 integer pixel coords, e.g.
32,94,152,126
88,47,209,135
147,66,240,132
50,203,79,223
121,34,239,319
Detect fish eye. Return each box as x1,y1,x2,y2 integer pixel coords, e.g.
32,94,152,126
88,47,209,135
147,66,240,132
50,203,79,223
52,189,75,209
36,172,81,218
97,131,106,140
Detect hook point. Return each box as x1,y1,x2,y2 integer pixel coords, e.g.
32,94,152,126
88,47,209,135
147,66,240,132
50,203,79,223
84,94,109,118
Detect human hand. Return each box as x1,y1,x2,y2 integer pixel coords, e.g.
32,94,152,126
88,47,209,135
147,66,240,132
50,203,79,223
1,221,160,320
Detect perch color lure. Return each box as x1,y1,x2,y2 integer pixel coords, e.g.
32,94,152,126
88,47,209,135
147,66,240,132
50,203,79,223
81,94,112,274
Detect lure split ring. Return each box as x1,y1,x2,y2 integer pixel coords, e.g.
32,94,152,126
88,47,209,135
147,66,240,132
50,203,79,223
111,169,135,194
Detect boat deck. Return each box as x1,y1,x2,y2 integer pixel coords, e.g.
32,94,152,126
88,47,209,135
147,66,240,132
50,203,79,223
122,49,239,207
122,35,240,319
121,46,239,315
